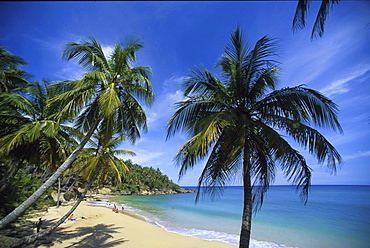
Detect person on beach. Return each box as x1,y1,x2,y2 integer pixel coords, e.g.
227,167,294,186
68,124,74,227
68,214,77,221
112,204,119,213
36,218,42,233
121,206,124,213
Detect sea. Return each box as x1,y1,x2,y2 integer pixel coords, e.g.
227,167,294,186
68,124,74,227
92,185,370,248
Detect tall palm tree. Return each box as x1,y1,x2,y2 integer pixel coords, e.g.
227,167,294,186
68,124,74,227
293,0,341,39
166,26,342,248
0,36,154,229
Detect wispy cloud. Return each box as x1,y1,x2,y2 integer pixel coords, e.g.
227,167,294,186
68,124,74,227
56,64,85,81
162,75,185,93
120,148,164,167
320,66,370,97
343,150,370,160
144,76,186,128
167,89,185,103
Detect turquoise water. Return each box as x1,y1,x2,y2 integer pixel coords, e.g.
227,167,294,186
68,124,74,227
97,186,370,248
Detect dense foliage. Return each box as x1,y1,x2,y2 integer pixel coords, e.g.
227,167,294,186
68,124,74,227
113,160,181,193
0,161,54,218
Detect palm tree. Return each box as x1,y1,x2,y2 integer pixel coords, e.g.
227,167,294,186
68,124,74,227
0,36,154,229
73,133,135,187
0,47,30,93
0,80,78,193
166,26,342,248
293,0,341,39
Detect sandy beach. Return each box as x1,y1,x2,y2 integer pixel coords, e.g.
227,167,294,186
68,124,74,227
28,201,237,248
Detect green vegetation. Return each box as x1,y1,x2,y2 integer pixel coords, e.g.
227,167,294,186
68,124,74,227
113,160,181,193
0,164,54,218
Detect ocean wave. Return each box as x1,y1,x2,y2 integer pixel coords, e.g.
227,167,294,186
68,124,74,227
89,200,294,248
153,220,294,248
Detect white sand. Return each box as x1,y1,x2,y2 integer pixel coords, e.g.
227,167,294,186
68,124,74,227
29,201,237,248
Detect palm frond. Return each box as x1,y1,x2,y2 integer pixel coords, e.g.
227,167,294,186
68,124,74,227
99,83,122,118
293,0,310,30
257,122,312,203
62,37,109,72
115,94,148,143
259,86,342,133
311,0,341,39
0,92,34,116
73,99,100,134
248,67,279,102
283,118,341,172
195,130,243,202
293,0,341,39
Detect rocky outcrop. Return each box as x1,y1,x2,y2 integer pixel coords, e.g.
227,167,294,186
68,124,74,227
176,188,196,193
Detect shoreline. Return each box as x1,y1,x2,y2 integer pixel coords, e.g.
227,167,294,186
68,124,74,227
27,200,237,248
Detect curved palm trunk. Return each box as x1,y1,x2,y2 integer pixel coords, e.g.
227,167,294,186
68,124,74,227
239,146,253,248
0,119,100,229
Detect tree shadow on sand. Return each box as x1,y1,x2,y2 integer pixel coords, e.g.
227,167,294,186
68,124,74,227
40,223,128,247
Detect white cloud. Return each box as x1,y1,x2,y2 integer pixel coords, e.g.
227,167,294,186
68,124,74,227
142,76,186,129
118,146,164,164
343,150,370,160
167,89,185,103
162,76,185,93
56,63,85,81
320,66,370,97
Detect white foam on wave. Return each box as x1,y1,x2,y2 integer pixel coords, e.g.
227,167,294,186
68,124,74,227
89,200,294,248
153,218,294,248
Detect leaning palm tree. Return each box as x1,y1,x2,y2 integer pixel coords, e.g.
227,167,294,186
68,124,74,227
0,36,154,229
166,26,342,248
293,0,341,39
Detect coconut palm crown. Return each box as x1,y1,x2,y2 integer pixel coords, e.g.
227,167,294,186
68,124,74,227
52,36,154,144
166,26,342,248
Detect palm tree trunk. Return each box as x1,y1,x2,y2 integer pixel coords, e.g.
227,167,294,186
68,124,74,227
239,147,253,248
0,119,101,229
56,178,61,208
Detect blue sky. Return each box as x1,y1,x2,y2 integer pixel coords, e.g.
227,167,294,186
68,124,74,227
1,1,369,186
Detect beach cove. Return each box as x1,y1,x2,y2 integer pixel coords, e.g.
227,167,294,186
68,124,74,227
27,201,236,248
